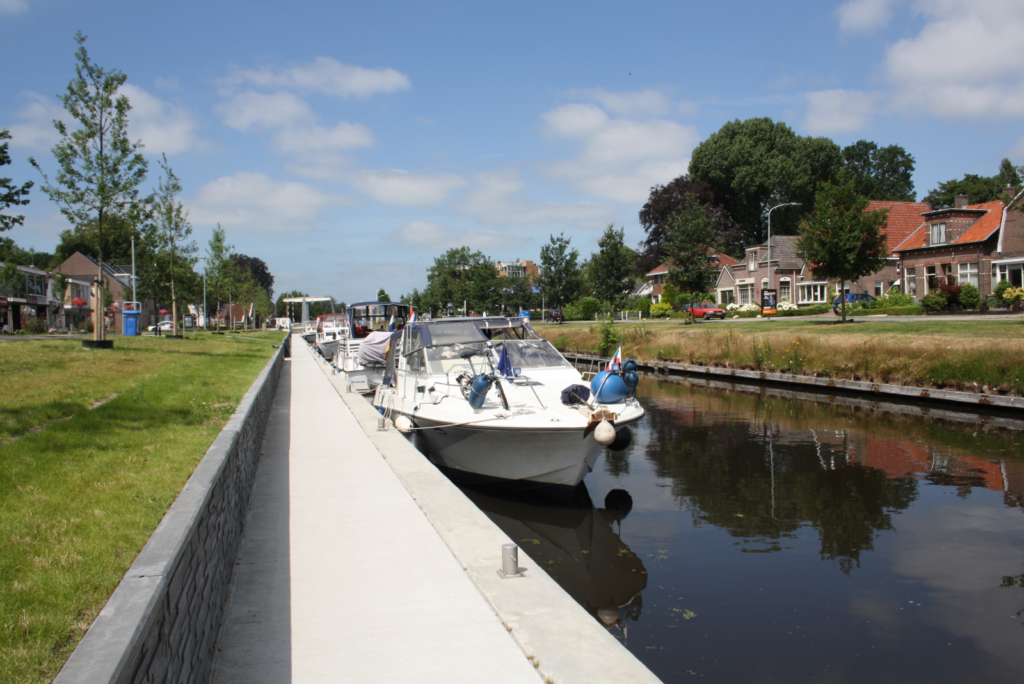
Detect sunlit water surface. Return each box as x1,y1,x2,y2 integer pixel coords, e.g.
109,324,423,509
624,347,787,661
462,379,1024,684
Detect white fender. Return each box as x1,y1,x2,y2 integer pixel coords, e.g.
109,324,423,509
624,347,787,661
394,415,414,433
594,419,616,446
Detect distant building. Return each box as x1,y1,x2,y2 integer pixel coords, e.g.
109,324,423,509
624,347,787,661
54,252,156,332
495,259,539,281
637,252,738,303
0,262,62,332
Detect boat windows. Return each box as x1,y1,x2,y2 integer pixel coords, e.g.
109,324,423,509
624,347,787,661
404,348,427,373
495,340,571,369
426,342,488,374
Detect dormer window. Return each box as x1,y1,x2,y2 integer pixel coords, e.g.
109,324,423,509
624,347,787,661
930,222,947,245
747,251,757,271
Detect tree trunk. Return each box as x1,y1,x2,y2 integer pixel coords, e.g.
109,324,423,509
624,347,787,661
841,279,847,323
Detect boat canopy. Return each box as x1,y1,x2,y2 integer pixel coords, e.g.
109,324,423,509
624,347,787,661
347,301,412,339
403,317,532,354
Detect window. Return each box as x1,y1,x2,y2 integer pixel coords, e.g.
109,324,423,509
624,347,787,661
779,280,791,303
925,265,938,292
874,281,883,297
930,222,947,245
957,262,979,288
718,289,735,306
761,278,768,291
798,282,828,304
905,268,917,297
738,284,754,305
26,273,45,296
747,251,757,272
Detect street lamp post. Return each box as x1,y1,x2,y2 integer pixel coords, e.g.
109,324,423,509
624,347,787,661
766,202,802,319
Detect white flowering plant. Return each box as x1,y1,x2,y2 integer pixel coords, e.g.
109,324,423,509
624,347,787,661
738,302,762,312
778,301,799,311
725,303,740,311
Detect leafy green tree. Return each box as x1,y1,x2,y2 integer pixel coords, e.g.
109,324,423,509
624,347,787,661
1,129,32,232
421,246,499,315
923,159,1022,209
796,179,889,322
230,254,274,300
638,175,741,269
587,224,635,307
205,224,234,331
376,287,391,302
841,140,916,201
537,232,584,308
29,32,149,342
0,237,53,269
689,117,841,246
144,155,196,331
663,194,724,296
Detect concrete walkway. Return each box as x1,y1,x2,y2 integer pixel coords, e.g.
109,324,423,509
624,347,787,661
210,342,543,683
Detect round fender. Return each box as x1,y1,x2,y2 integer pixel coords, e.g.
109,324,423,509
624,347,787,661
594,419,616,446
394,415,414,433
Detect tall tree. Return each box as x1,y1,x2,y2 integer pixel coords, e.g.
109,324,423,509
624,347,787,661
689,117,842,246
420,246,499,315
664,194,724,295
841,140,916,201
205,224,234,332
376,287,391,302
796,179,889,323
638,175,741,270
29,32,149,342
537,232,584,308
923,159,1022,209
147,155,195,332
587,224,635,307
1,129,32,232
230,253,274,299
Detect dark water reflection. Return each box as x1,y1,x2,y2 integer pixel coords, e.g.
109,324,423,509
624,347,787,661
465,379,1024,684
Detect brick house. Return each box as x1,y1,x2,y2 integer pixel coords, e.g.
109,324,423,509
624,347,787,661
638,252,739,303
892,189,1023,299
716,200,933,307
54,252,156,332
495,260,539,281
0,262,62,332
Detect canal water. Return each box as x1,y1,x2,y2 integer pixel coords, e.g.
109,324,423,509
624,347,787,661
462,379,1024,684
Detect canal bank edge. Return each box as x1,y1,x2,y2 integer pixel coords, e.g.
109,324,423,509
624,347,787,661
565,353,1024,412
306,346,663,684
52,336,290,684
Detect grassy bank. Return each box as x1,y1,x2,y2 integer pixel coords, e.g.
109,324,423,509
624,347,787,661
0,332,285,683
534,318,1024,395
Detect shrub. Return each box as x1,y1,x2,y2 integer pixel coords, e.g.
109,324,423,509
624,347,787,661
23,317,47,334
649,302,673,318
660,283,678,309
738,302,762,312
564,296,602,320
1003,286,1024,305
725,302,740,311
634,297,652,314
921,293,947,311
885,305,925,316
985,295,1005,310
958,283,982,309
595,318,620,356
871,291,915,308
936,275,961,304
994,279,1012,301
778,301,799,311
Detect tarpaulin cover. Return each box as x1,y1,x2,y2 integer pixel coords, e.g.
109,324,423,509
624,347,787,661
357,331,398,367
560,384,591,405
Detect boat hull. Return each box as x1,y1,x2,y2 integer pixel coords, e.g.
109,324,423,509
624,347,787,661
404,415,615,491
317,339,338,360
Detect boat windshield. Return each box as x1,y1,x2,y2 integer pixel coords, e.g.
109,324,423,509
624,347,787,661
425,342,488,374
494,339,571,369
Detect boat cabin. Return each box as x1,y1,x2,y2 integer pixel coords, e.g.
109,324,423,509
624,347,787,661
347,302,413,339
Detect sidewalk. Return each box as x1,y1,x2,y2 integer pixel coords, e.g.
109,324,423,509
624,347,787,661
209,342,543,683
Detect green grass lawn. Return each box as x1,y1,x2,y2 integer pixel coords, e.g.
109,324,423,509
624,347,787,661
0,332,285,683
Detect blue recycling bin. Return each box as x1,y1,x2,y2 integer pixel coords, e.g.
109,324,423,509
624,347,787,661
123,310,140,336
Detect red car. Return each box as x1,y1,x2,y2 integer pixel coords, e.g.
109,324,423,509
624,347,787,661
685,301,726,320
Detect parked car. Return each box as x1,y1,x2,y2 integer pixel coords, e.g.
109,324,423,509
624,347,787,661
684,301,726,320
147,320,174,333
832,293,876,315
545,308,565,323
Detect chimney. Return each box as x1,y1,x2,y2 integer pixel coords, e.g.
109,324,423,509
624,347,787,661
954,194,969,209
1006,185,1017,200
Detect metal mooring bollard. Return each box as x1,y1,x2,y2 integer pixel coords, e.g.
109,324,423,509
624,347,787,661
498,543,524,578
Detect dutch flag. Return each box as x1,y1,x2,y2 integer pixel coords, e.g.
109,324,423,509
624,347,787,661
606,346,622,372
409,310,417,324
387,313,396,331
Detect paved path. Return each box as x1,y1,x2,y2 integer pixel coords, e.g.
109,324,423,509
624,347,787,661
210,344,543,684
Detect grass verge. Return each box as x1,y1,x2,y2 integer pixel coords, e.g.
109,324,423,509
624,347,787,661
535,318,1024,395
0,332,285,683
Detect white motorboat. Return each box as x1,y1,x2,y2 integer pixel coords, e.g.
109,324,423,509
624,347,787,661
333,301,413,393
372,316,644,493
313,312,348,360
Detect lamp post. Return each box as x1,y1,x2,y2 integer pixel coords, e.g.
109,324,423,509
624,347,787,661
196,257,208,331
765,203,801,319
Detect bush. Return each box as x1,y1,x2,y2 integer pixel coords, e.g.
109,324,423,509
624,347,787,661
633,297,652,315
660,283,678,309
649,302,673,318
737,302,761,312
985,295,1005,310
871,291,915,308
594,318,620,356
23,317,47,334
564,296,602,320
958,283,982,309
885,305,925,316
994,280,1012,301
920,293,947,311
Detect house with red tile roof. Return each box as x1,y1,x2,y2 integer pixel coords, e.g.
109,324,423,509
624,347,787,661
848,200,932,297
637,252,738,302
892,189,1024,300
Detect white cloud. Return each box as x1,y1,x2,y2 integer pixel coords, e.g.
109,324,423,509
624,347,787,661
884,0,1024,118
350,169,466,205
6,92,64,151
453,168,613,226
802,89,880,134
273,122,375,155
119,83,204,155
0,0,28,14
222,56,410,98
215,91,314,131
540,103,698,203
567,89,672,118
390,221,529,250
187,172,351,233
837,0,898,34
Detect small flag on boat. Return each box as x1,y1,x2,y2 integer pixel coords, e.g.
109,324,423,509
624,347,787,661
409,310,417,324
497,345,514,377
387,313,395,331
606,346,622,371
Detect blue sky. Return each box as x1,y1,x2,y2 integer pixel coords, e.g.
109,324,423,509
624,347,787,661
2,0,1022,303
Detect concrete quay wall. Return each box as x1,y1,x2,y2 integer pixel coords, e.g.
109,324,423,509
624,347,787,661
53,336,290,684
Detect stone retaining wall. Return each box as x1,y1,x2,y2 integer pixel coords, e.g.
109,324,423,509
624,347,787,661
54,336,290,684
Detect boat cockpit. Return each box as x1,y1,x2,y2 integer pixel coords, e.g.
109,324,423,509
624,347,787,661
347,302,413,339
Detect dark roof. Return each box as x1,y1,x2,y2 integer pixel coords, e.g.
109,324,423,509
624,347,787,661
757,235,804,269
75,253,132,280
